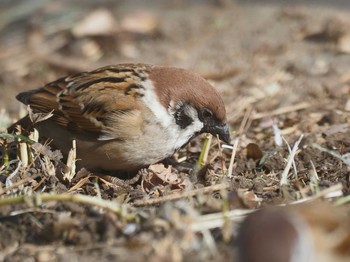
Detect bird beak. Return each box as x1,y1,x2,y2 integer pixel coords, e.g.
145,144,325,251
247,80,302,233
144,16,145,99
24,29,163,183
211,123,231,144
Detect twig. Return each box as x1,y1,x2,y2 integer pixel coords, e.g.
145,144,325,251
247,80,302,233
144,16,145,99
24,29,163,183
190,209,254,231
133,183,230,207
216,135,226,172
286,183,343,204
227,138,239,178
0,193,129,217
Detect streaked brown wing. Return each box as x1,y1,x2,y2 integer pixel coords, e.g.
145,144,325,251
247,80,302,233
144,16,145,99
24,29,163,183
16,65,149,139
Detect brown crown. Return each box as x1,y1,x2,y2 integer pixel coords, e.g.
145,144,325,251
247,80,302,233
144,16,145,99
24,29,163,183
148,65,227,122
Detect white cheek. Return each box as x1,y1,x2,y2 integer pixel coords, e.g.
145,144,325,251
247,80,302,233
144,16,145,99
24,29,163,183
141,80,203,151
174,115,203,148
168,104,204,150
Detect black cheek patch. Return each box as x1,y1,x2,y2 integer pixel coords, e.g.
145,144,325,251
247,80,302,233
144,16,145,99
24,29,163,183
174,105,193,129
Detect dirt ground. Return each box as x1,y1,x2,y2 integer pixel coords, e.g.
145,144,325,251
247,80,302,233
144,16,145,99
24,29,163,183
1,0,350,261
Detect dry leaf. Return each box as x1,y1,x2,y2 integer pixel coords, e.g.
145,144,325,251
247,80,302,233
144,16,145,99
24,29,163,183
141,164,186,194
31,143,62,162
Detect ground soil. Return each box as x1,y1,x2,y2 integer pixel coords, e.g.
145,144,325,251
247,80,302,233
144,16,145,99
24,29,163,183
0,1,350,261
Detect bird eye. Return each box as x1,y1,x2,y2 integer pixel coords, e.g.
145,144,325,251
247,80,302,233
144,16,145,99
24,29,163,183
202,108,213,119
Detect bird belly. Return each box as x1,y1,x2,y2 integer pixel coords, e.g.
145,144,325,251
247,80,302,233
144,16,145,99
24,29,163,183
35,120,178,171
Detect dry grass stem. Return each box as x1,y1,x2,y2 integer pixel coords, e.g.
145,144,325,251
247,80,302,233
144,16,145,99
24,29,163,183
280,134,304,185
289,183,343,204
133,183,230,207
198,134,212,167
190,209,254,231
227,138,239,178
282,136,298,179
19,142,28,167
63,139,77,181
0,193,127,215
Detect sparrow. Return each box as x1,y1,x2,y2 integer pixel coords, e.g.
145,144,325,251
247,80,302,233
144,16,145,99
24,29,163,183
10,63,230,172
236,202,350,262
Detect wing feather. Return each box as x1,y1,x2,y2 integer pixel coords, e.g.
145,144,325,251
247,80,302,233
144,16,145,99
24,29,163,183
16,64,149,140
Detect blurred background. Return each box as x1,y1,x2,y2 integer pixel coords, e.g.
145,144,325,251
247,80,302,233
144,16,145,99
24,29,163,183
1,0,350,127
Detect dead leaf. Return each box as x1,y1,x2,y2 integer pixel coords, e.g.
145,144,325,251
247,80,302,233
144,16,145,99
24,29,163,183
141,164,186,194
31,143,62,162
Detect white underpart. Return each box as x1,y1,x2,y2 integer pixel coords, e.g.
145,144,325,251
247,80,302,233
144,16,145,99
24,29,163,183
142,79,204,152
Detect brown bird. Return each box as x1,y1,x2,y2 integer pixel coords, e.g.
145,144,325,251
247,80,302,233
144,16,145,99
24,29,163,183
11,63,230,172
